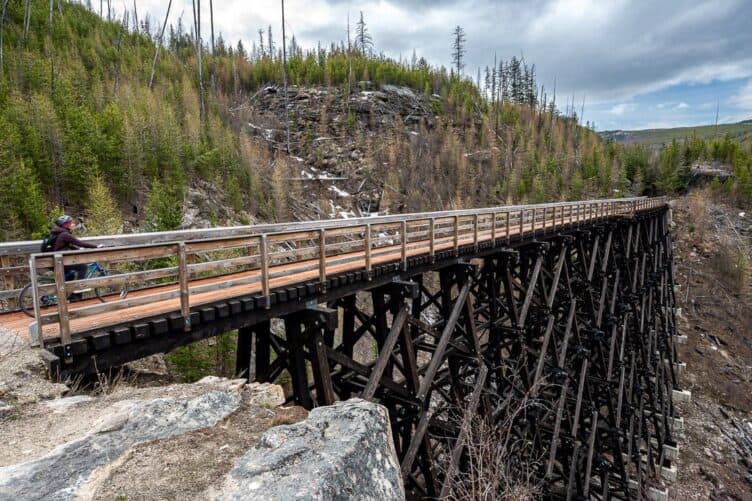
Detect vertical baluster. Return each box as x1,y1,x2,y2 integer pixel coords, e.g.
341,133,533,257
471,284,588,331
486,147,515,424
28,256,43,348
429,218,435,262
319,229,327,289
53,254,71,357
178,242,191,328
473,214,479,251
453,215,460,256
401,220,408,271
365,223,372,278
491,212,497,247
260,234,270,308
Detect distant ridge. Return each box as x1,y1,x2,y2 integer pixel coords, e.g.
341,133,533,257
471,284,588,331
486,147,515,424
600,121,752,147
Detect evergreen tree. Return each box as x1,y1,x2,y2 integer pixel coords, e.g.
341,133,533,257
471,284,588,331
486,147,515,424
86,176,122,235
144,179,183,231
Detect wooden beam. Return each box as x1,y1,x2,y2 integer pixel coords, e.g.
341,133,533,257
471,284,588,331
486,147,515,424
362,306,409,400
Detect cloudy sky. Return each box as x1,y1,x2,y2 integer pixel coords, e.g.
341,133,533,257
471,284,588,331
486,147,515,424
133,0,752,130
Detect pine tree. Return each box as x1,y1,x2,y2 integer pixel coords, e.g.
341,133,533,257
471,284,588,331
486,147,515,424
86,176,122,235
144,179,183,231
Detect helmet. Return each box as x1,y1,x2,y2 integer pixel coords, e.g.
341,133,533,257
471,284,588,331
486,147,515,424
55,215,73,227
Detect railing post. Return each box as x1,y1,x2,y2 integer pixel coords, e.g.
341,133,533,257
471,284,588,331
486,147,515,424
178,242,191,329
491,212,497,247
401,220,408,271
365,223,372,279
28,256,43,348
551,206,556,231
319,229,327,290
453,215,460,256
519,209,524,236
429,218,436,262
506,211,511,243
260,234,270,308
473,214,479,251
532,208,537,233
53,254,72,360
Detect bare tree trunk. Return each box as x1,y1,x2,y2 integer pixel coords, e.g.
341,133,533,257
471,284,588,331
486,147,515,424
232,57,238,96
132,0,139,33
209,0,215,55
23,0,32,41
149,0,172,89
49,0,55,91
0,0,8,71
281,0,290,153
192,0,205,123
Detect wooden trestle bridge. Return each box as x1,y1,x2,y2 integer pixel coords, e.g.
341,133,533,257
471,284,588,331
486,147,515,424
0,197,681,499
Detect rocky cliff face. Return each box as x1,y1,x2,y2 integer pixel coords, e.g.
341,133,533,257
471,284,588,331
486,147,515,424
240,83,439,219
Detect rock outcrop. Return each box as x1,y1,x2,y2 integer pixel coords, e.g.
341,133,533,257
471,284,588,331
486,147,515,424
0,390,241,500
0,374,403,501
212,398,405,501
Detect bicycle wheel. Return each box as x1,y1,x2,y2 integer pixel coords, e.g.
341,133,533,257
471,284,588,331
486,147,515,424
18,284,36,317
94,272,129,303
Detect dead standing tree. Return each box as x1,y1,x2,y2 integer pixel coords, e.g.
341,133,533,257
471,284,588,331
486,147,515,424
192,0,205,123
281,0,290,153
209,0,215,55
148,0,172,89
355,11,372,55
451,25,466,79
0,0,8,70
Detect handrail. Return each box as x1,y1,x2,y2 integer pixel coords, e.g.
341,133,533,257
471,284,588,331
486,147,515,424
15,196,667,350
0,196,653,257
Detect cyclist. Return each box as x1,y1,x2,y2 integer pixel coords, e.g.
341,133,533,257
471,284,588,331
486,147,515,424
44,215,102,282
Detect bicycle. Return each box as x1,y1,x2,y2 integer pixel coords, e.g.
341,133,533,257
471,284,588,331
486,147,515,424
18,262,128,317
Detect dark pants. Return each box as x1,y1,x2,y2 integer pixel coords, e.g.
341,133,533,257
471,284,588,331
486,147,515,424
63,264,88,301
64,264,88,282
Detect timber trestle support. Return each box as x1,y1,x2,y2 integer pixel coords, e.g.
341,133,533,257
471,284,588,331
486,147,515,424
237,208,680,499
31,203,679,499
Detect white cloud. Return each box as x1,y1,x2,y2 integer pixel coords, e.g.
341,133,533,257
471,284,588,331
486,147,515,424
125,0,752,128
609,103,636,115
676,102,690,109
730,79,752,110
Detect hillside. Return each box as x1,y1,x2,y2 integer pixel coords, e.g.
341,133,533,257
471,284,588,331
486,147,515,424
0,1,629,242
600,121,752,147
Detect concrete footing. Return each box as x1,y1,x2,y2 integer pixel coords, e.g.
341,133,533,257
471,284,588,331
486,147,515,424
660,463,677,482
672,389,692,403
663,443,679,461
627,480,669,501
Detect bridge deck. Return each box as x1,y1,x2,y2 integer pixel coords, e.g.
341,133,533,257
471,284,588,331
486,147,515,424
5,220,547,339
0,197,665,367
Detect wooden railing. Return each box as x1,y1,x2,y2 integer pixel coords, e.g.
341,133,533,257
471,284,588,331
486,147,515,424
12,197,667,347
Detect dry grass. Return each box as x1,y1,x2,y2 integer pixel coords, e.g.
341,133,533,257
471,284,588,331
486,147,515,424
441,377,548,500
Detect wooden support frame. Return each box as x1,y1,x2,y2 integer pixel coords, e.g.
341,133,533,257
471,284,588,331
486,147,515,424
15,200,679,501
